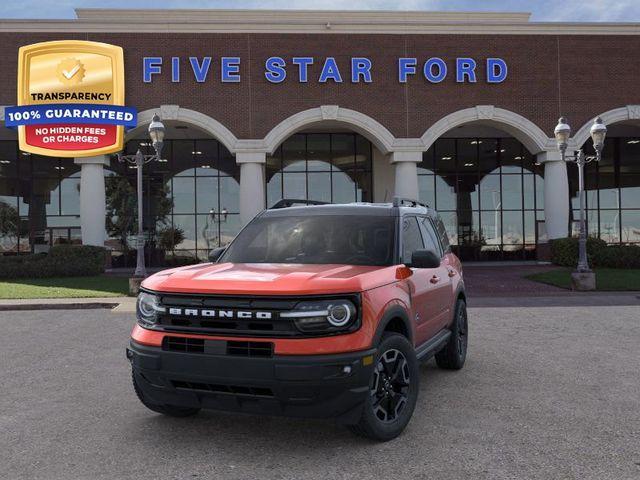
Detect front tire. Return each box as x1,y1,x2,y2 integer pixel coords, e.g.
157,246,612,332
132,370,200,418
348,333,419,441
435,298,468,370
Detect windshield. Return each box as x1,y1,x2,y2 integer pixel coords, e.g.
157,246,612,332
220,215,396,266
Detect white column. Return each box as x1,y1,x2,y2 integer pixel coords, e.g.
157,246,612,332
538,151,569,239
74,155,109,246
237,151,266,225
391,151,421,200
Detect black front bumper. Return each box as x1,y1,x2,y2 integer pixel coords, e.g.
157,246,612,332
128,340,376,423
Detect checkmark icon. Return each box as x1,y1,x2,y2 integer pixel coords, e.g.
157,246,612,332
62,64,80,79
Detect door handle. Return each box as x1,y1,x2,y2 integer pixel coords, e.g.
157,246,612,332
448,269,457,277
430,275,440,284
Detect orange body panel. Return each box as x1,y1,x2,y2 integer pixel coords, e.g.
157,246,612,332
133,259,463,355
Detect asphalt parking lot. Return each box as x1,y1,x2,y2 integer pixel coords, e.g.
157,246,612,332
1,305,639,480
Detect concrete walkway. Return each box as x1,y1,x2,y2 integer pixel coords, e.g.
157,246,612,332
0,296,135,312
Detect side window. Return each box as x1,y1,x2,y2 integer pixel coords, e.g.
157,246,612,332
419,217,443,258
435,216,451,253
402,217,424,264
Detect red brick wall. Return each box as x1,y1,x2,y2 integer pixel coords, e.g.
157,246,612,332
0,32,638,141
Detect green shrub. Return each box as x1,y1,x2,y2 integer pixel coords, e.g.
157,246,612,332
593,244,640,269
163,254,200,268
0,245,106,279
550,237,640,268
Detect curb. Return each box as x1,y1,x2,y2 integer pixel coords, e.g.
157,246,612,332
0,302,120,311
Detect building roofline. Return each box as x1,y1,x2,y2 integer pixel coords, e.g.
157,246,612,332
0,9,639,35
73,9,533,24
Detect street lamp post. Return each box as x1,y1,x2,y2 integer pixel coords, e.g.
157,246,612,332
117,113,165,278
553,116,607,288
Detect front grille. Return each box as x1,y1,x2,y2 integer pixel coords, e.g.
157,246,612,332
162,336,274,357
163,336,204,353
152,292,361,338
227,341,273,357
156,295,299,337
171,380,274,397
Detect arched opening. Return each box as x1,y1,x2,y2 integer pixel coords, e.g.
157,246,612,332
0,126,84,255
265,127,375,208
570,120,640,245
419,123,545,261
262,107,395,208
108,120,240,267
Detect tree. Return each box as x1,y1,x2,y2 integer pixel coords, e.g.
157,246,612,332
105,176,173,252
0,201,21,251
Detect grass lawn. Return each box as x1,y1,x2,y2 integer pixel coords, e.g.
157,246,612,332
0,276,130,299
526,268,640,291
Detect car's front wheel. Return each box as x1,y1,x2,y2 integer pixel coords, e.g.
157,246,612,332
348,333,419,441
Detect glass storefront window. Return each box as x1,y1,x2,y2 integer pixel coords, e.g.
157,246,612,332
421,136,544,260
568,136,640,245
266,133,373,206
621,210,640,243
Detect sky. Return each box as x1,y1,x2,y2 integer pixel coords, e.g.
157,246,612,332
0,0,639,22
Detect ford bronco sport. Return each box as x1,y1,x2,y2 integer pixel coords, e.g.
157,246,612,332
128,197,468,441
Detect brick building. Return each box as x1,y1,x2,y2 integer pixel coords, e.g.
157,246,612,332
0,9,639,264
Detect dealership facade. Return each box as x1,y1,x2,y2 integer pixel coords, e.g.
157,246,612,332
0,9,639,264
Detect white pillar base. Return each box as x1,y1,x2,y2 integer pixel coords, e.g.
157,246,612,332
237,152,266,225
74,156,109,247
538,151,569,240
391,151,421,200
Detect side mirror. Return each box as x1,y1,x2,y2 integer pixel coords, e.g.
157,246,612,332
408,249,441,269
208,247,226,263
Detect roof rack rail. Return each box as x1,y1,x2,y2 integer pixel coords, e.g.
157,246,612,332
392,196,429,209
269,199,330,209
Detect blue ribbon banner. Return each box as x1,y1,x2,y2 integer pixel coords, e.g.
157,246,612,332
4,104,137,128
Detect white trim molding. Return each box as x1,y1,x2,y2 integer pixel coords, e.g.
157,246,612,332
263,106,396,155
572,105,640,148
128,106,239,154
2,9,640,35
420,106,553,154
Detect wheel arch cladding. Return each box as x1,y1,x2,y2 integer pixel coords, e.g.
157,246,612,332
372,305,413,346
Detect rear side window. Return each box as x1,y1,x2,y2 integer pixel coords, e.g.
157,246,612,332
434,216,451,253
402,217,424,264
419,217,443,258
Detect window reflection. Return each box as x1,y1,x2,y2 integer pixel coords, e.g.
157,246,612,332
265,133,373,206
419,137,542,260
111,138,241,265
569,137,640,244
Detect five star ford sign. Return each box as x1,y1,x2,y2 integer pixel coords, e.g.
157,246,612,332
4,40,137,158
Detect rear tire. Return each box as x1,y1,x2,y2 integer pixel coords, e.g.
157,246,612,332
435,298,468,370
348,333,419,441
132,370,200,418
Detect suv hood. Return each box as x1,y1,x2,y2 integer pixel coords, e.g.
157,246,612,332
142,262,397,295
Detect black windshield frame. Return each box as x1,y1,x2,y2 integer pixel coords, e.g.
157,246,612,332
219,214,398,266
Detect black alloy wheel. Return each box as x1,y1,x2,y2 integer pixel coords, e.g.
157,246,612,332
371,348,411,423
435,298,468,370
348,333,419,441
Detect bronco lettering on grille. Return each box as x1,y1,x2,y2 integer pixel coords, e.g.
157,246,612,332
167,307,273,320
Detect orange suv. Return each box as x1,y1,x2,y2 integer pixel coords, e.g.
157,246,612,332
128,197,467,440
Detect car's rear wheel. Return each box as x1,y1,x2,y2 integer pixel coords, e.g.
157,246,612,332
132,370,200,418
435,298,468,370
348,333,419,441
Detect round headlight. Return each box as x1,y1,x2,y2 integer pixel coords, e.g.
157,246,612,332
136,292,164,325
327,303,352,327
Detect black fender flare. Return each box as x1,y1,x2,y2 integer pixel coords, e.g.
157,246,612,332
447,284,467,328
371,304,413,347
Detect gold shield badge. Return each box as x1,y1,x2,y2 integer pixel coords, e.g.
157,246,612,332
15,40,126,157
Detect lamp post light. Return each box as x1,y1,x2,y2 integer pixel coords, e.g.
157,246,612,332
117,113,165,278
553,116,607,289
